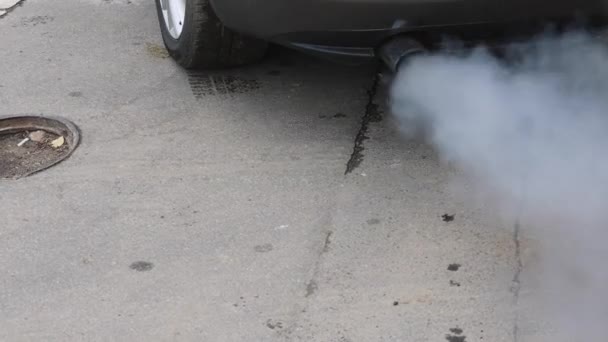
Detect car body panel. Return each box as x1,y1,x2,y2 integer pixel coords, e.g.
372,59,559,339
210,0,608,62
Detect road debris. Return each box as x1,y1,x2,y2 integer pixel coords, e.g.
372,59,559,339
16,137,29,146
50,136,64,148
28,130,46,142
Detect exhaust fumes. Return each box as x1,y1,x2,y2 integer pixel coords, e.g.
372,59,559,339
390,31,608,340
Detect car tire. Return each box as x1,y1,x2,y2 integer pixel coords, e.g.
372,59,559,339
155,0,267,69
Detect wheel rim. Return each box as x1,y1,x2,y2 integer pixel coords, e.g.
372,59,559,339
160,0,186,39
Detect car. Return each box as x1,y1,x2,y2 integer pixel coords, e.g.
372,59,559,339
154,0,608,70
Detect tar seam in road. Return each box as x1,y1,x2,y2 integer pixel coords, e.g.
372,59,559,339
344,69,382,175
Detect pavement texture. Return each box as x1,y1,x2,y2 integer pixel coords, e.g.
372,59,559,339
0,1,547,341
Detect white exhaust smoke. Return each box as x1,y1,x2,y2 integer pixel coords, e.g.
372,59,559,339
390,31,608,340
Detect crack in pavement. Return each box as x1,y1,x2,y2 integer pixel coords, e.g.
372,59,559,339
344,69,382,175
277,230,333,340
303,230,332,299
278,210,335,340
511,221,523,342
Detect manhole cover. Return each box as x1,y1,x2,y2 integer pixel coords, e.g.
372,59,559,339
0,116,80,179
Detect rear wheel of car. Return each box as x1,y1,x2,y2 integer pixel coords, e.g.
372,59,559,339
155,0,267,69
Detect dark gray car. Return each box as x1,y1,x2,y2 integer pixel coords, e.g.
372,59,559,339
155,0,608,69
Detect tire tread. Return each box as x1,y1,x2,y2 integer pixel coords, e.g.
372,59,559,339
157,0,266,69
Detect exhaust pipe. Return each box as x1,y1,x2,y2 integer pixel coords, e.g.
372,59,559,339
378,36,427,72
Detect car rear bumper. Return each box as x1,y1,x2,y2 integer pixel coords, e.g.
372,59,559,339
211,0,608,62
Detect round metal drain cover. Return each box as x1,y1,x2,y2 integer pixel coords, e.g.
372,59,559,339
0,116,80,179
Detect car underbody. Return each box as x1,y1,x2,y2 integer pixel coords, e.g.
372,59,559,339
211,0,608,63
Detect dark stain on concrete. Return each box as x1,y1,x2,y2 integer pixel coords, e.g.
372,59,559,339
16,15,54,27
442,214,455,222
129,261,154,272
319,113,348,119
305,280,318,297
446,327,466,342
450,328,463,335
447,263,461,271
254,243,274,253
322,231,333,253
445,335,466,342
367,218,381,225
266,319,283,330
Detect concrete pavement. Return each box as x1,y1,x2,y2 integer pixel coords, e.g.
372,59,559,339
0,1,544,341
